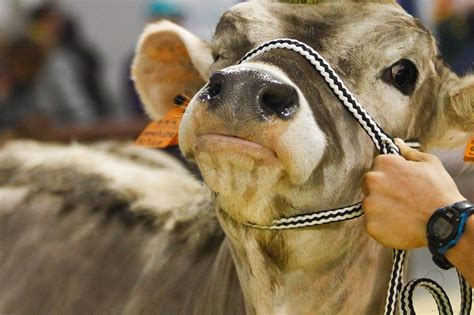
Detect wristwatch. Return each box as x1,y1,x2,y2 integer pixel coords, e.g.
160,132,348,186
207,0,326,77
426,200,474,270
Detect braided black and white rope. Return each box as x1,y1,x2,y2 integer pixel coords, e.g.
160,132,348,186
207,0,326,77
385,249,407,315
244,203,363,229
398,270,472,315
238,38,400,156
400,278,454,315
237,38,472,315
458,271,473,315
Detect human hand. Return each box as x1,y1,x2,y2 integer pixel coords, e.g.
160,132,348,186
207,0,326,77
362,139,465,249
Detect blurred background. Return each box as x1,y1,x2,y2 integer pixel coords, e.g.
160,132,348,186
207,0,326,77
0,0,238,142
0,0,472,143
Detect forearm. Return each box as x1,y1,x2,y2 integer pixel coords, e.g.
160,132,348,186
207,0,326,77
446,216,474,287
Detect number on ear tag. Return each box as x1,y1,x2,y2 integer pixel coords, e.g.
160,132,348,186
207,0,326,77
135,106,186,148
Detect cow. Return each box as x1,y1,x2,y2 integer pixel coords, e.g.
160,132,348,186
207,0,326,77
0,140,238,314
132,0,472,313
0,0,472,314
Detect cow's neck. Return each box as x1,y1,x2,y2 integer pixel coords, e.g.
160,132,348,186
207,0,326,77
217,208,392,315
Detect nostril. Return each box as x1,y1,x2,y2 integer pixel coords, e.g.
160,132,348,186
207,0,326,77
260,84,299,119
203,72,225,103
208,82,222,99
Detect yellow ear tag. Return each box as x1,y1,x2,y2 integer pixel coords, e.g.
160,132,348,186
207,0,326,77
464,136,474,162
135,97,188,148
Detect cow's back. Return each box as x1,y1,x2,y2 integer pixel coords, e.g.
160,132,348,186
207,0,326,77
0,141,245,315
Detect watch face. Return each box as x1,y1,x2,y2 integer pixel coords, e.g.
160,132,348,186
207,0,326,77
432,216,454,240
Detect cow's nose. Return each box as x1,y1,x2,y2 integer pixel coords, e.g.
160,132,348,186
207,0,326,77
204,69,299,120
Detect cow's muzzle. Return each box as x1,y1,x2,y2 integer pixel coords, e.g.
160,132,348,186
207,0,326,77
200,67,299,121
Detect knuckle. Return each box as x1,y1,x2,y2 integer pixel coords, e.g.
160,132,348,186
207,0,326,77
372,156,385,168
426,153,441,164
374,154,398,169
363,172,380,188
362,173,370,185
365,220,379,238
362,197,375,212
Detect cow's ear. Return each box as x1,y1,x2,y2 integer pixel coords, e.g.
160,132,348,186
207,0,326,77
422,74,474,149
131,21,213,120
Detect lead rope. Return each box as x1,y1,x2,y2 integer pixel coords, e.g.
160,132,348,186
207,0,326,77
238,38,472,315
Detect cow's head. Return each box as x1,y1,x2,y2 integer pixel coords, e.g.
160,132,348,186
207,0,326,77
133,1,473,312
133,0,473,232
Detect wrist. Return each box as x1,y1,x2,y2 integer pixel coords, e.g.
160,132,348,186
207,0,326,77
445,215,474,268
430,194,466,216
438,194,466,210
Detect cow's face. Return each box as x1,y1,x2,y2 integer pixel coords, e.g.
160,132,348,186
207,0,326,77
133,1,473,229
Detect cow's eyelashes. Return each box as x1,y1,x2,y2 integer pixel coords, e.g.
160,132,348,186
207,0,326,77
383,59,418,95
212,52,221,62
212,50,232,63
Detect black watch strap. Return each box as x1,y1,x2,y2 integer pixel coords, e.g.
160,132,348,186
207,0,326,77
427,200,474,270
431,252,454,270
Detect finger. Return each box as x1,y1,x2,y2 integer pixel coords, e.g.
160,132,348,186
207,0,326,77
361,172,382,196
395,138,429,162
372,153,402,170
361,196,375,213
361,174,370,196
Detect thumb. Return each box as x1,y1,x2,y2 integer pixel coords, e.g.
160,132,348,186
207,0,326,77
395,138,429,162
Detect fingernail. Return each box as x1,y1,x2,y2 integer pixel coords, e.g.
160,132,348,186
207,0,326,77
395,138,405,146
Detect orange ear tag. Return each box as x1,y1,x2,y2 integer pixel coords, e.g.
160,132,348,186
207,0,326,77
135,105,186,148
464,136,474,162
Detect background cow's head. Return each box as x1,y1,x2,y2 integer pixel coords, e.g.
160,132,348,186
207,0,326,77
133,0,472,229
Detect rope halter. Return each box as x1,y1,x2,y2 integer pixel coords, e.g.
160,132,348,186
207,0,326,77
236,38,472,315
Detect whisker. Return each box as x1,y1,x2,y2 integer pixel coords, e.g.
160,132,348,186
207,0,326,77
173,92,196,109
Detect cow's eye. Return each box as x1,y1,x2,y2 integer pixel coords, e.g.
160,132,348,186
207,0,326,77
384,59,418,95
212,52,221,62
